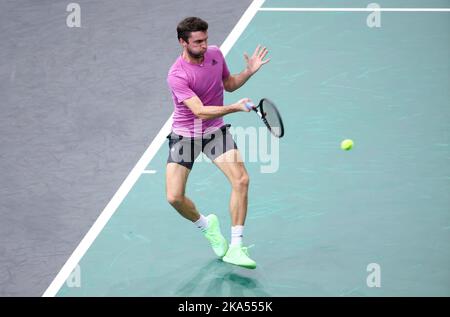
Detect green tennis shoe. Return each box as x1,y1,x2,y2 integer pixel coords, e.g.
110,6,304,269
203,214,228,257
223,244,256,269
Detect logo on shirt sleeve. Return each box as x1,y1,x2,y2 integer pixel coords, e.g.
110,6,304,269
212,59,218,66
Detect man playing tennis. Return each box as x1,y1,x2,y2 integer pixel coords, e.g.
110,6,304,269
166,17,270,269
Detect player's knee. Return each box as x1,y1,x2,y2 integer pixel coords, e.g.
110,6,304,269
167,193,184,206
233,173,249,190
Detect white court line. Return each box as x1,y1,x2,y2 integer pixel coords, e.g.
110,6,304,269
42,0,266,297
142,170,157,174
259,7,450,12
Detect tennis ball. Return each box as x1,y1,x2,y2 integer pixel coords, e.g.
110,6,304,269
341,139,353,151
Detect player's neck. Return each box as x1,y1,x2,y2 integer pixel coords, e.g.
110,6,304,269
182,50,204,65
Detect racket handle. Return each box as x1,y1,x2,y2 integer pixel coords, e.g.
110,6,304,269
245,102,255,110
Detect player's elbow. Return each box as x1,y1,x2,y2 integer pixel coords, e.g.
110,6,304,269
195,109,209,120
224,83,235,92
186,99,210,119
197,114,209,120
223,77,236,92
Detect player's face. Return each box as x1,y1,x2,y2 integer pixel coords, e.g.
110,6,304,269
182,31,208,59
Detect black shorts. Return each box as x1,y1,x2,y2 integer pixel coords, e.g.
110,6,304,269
167,124,238,170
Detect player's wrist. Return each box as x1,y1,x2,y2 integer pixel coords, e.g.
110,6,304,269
232,103,242,112
244,67,254,77
230,103,244,112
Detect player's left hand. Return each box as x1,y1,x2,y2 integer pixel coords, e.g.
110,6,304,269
244,45,271,75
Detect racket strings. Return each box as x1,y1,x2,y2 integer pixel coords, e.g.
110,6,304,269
261,100,283,137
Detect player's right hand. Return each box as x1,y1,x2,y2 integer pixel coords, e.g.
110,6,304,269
236,98,253,112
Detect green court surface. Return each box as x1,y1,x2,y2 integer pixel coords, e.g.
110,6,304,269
57,4,450,296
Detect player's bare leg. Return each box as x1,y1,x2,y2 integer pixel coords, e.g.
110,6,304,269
213,149,256,269
166,162,199,222
213,149,249,226
166,162,228,257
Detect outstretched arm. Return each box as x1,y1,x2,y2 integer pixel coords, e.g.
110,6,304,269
223,45,270,92
183,96,252,120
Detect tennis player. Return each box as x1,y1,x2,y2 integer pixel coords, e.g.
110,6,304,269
166,17,270,269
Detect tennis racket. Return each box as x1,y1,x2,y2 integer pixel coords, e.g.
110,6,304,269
245,98,284,138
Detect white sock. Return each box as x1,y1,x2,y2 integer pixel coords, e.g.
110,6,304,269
231,225,244,246
194,214,209,231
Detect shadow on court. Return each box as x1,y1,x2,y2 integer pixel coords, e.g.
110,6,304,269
175,259,271,297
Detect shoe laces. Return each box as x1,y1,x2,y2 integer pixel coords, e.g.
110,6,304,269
241,244,254,256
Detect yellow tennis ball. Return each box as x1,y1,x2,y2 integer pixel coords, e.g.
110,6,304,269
341,139,353,151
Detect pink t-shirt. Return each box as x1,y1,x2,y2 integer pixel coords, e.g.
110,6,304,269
167,45,230,137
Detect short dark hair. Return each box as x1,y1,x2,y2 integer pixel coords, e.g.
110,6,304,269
177,17,208,43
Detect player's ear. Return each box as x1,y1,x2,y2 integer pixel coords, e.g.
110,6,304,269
179,38,187,48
